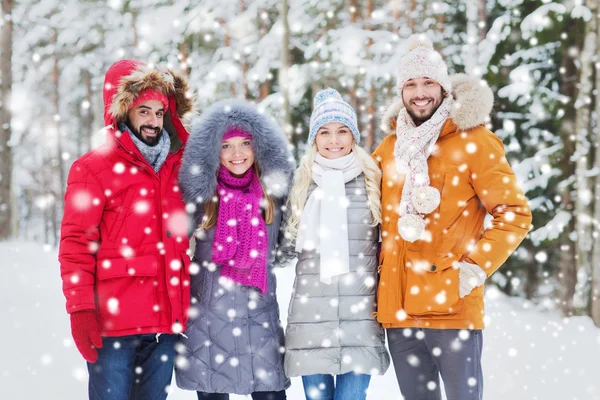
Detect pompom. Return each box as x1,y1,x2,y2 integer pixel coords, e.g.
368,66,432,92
398,214,426,243
411,186,440,214
313,88,343,108
405,34,434,53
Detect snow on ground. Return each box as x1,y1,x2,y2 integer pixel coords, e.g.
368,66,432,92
1,241,598,400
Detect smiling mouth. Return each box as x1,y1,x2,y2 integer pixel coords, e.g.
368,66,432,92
326,147,344,152
142,127,159,136
229,160,247,165
412,99,432,108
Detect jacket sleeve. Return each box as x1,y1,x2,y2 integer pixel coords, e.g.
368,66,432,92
58,160,106,314
464,131,533,276
372,137,387,170
275,198,297,267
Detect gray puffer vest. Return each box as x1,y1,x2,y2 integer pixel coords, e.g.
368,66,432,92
277,175,390,377
175,198,290,394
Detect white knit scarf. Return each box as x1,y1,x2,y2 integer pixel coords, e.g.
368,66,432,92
295,152,363,284
394,96,453,242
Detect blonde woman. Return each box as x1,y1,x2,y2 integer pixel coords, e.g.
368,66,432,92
277,89,390,400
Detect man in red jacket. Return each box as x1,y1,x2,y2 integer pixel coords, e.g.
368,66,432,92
58,60,194,400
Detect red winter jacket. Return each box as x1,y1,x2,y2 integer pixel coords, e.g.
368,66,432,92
59,60,194,337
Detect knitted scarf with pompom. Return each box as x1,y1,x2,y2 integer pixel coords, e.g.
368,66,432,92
212,166,268,294
394,96,453,242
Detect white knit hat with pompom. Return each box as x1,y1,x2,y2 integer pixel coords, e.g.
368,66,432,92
396,35,452,96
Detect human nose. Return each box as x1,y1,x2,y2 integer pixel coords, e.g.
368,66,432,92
149,113,159,127
414,84,426,98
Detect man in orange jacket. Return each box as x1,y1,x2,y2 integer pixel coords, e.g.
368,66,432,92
373,35,532,400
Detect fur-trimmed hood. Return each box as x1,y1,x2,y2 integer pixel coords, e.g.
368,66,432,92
380,74,494,135
102,60,195,150
179,99,295,205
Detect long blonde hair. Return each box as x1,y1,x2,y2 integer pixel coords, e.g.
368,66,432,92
285,142,382,238
198,163,275,231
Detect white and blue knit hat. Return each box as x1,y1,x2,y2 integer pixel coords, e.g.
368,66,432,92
308,88,360,144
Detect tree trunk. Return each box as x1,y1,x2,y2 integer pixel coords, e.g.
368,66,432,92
364,0,375,152
349,0,358,23
82,69,93,153
0,0,13,241
240,0,249,99
524,246,538,300
52,31,65,211
589,2,600,326
464,0,479,76
572,4,596,311
557,17,583,317
478,0,487,40
409,0,416,30
279,0,291,139
392,0,400,21
179,42,189,74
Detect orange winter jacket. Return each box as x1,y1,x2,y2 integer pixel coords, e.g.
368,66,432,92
373,74,532,330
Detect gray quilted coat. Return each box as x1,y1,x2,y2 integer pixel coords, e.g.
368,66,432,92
277,175,390,377
175,100,294,394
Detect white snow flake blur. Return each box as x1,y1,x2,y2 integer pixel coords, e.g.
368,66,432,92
4,0,600,399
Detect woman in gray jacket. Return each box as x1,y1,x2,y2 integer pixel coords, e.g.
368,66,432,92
176,100,294,399
277,89,390,400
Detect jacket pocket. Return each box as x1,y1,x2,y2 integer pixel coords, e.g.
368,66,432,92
403,251,463,317
377,262,404,320
106,187,138,243
96,254,160,331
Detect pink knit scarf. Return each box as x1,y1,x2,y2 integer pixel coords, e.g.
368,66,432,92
212,165,268,294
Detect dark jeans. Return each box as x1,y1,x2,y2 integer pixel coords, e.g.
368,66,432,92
197,390,287,400
87,333,177,400
386,328,483,400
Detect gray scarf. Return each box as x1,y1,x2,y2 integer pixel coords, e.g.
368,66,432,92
119,123,171,172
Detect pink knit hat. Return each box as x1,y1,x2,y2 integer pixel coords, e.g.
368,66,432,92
223,127,252,141
130,88,169,112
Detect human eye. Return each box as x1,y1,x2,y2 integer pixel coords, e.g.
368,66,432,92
242,140,251,146
221,144,231,149
157,111,164,118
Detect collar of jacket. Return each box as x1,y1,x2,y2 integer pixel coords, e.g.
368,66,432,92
380,73,494,137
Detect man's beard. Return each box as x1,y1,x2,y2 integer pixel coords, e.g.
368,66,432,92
131,125,162,146
406,99,442,126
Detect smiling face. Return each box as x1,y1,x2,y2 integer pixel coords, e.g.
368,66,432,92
126,99,165,146
314,122,354,159
402,77,444,126
220,136,255,177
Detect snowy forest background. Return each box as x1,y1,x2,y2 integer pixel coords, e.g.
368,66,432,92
0,0,600,325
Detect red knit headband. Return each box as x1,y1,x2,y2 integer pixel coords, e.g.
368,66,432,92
130,88,169,112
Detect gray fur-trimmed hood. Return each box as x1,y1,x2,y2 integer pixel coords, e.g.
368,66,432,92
380,74,494,134
179,99,295,205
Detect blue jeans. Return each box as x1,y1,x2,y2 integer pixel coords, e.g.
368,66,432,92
302,372,371,400
87,334,177,400
386,328,483,400
197,391,286,399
